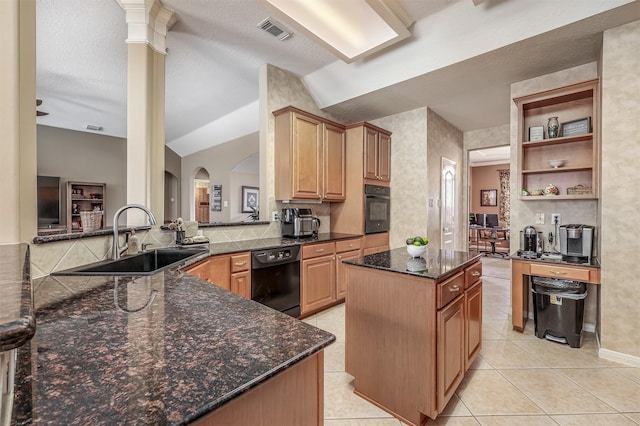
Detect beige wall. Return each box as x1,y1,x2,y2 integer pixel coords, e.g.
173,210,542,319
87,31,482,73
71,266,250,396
371,108,428,249
37,125,127,226
426,109,465,250
181,132,259,223
600,19,640,361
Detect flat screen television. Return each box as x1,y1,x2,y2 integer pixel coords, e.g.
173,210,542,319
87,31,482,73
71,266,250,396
37,175,61,227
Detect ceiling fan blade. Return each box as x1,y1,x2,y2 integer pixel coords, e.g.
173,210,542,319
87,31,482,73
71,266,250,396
37,110,49,116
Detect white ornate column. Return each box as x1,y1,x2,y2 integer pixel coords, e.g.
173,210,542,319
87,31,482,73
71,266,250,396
0,0,37,243
118,0,176,225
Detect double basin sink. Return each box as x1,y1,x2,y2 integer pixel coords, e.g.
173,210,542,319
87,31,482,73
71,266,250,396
52,247,208,276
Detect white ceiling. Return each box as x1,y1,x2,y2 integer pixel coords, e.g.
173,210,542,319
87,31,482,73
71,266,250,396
35,0,640,157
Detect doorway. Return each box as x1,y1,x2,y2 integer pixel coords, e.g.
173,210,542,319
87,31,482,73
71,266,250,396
193,167,210,223
468,146,510,255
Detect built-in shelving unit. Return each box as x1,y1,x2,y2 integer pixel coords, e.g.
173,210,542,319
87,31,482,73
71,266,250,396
514,79,599,201
66,181,106,232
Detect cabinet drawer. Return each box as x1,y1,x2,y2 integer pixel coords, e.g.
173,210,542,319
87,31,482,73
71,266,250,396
335,238,361,253
363,233,388,249
230,252,250,273
529,263,591,281
437,272,465,309
302,242,335,259
464,261,482,288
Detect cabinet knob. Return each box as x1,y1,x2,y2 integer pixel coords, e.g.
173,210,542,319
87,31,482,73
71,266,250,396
234,261,247,267
550,270,568,275
449,284,460,292
316,248,325,253
237,278,244,283
471,271,480,276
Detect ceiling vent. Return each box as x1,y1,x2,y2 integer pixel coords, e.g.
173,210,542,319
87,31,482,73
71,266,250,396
257,17,292,41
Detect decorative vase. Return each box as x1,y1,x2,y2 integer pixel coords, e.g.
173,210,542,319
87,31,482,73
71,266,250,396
176,230,185,244
547,116,559,138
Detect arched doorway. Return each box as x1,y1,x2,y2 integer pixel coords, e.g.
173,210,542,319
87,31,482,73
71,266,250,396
194,167,210,223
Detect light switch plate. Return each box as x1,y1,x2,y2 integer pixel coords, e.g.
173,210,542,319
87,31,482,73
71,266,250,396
535,213,545,224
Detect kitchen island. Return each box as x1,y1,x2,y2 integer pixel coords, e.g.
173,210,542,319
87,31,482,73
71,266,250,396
11,265,335,424
343,247,483,426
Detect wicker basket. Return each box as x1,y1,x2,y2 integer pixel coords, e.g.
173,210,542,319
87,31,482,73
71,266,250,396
566,184,592,195
80,211,103,232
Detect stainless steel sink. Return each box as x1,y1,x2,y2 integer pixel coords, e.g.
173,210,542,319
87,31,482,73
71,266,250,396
52,248,208,276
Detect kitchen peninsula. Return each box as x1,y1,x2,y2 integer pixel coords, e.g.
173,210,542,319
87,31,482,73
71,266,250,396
10,247,336,424
343,248,483,425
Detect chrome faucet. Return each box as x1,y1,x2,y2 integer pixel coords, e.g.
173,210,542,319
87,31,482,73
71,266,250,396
112,204,157,260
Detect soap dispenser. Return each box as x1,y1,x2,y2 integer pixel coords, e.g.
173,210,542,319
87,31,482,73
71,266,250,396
127,229,139,255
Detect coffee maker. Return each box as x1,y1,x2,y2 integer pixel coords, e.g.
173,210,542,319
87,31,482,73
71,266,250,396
519,225,543,258
559,224,594,263
281,208,320,238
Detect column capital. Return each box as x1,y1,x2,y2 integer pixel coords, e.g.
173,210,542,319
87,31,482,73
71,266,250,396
117,0,177,54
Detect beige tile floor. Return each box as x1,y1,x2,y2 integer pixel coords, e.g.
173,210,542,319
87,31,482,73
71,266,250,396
304,256,640,426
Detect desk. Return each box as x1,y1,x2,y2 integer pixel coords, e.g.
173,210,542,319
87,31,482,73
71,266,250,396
510,256,600,331
469,226,509,256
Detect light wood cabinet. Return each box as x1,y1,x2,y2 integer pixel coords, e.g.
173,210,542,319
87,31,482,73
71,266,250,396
301,242,336,315
345,258,482,424
437,294,465,413
185,252,252,298
335,238,362,300
514,79,599,200
273,106,346,202
66,181,106,232
363,124,391,183
330,122,391,235
362,233,389,255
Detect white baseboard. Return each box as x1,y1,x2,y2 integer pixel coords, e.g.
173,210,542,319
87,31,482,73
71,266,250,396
598,347,640,367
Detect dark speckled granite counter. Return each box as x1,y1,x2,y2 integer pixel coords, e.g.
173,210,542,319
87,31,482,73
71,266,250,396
344,247,482,280
13,270,335,424
0,244,36,352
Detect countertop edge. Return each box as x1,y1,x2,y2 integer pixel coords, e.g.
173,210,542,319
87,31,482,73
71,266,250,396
0,244,36,352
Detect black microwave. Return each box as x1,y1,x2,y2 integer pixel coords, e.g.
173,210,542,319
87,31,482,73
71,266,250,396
364,184,390,234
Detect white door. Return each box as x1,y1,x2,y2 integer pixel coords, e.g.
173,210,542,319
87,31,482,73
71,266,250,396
441,157,456,250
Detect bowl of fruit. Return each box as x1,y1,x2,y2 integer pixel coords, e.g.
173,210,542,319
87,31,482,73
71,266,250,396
406,236,429,258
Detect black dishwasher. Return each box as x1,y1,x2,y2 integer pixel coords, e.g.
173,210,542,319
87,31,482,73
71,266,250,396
251,246,301,318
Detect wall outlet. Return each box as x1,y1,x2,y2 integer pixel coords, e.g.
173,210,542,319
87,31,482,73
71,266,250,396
535,213,545,224
272,211,279,222
551,213,561,224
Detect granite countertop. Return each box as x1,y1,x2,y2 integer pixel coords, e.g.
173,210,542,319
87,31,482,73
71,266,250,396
13,270,335,424
344,247,482,281
0,244,36,352
510,253,600,268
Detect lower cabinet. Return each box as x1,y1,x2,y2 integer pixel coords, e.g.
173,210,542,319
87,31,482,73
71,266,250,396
464,260,483,370
301,242,336,315
362,233,389,255
185,252,251,298
437,295,465,413
301,238,362,316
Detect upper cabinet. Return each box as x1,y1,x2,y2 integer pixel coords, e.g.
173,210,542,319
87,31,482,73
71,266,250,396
514,79,599,201
273,106,346,202
362,124,391,184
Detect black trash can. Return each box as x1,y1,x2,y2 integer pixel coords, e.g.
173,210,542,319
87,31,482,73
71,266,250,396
532,276,587,348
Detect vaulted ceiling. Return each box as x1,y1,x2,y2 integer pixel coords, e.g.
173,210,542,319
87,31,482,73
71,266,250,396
35,0,640,157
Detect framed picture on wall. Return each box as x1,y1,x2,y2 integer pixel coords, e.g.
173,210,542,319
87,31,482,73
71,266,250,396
480,189,497,207
241,186,259,213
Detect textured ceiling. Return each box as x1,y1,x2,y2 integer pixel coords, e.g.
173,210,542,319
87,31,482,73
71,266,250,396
35,0,640,156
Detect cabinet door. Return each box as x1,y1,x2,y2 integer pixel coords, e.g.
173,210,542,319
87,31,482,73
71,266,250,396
292,112,323,200
363,127,378,180
208,255,231,291
184,259,211,282
465,281,483,371
231,271,251,299
437,295,465,413
377,132,391,182
336,249,361,300
301,255,336,315
323,122,346,201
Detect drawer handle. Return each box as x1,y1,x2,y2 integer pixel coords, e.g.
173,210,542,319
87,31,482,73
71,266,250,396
550,270,568,275
234,261,247,267
316,248,325,253
449,284,460,292
471,271,480,276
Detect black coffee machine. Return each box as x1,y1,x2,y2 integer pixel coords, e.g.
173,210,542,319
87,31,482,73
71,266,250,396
519,225,543,258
